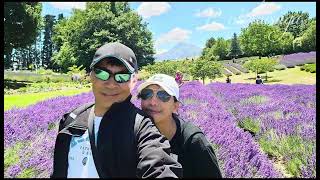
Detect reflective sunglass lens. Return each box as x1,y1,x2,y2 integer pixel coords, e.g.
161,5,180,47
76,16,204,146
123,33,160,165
157,91,171,102
140,89,153,100
115,74,131,83
95,68,110,81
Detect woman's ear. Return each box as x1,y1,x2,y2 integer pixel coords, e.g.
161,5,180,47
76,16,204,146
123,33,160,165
173,101,180,114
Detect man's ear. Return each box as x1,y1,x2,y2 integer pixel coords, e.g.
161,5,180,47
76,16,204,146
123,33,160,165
133,73,139,82
130,73,138,90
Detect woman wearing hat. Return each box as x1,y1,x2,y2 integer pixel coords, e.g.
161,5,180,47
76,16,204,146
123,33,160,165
137,74,222,178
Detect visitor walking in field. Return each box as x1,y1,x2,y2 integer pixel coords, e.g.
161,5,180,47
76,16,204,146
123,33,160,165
51,42,182,178
137,74,222,178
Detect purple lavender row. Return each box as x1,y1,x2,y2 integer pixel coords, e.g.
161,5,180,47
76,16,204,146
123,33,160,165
4,80,143,178
207,82,316,177
177,81,282,178
223,63,241,75
4,92,95,177
132,81,281,177
280,51,316,67
229,62,249,73
4,92,94,148
207,82,316,141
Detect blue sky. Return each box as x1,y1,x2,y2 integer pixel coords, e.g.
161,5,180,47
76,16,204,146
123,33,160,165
42,2,316,55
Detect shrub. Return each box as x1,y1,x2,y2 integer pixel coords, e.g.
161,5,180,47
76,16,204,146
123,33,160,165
274,64,287,71
237,117,260,135
37,68,54,75
138,69,151,80
302,64,316,73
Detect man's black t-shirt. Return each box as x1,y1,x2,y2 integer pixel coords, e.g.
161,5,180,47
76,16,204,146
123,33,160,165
169,115,222,178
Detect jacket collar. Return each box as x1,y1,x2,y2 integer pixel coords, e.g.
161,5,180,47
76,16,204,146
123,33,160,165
69,95,133,131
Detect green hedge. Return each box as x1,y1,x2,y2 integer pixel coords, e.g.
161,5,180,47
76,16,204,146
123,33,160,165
274,64,287,71
300,64,316,73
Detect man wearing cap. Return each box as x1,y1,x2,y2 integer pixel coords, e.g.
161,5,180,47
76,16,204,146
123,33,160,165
137,74,222,178
51,42,182,178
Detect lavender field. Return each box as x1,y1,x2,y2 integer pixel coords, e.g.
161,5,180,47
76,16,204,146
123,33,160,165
279,51,316,67
4,81,316,178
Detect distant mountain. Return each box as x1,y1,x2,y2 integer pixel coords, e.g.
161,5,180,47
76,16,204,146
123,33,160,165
154,42,202,61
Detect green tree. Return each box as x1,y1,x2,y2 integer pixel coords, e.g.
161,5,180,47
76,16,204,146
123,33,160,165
227,33,243,59
42,14,56,69
52,13,65,53
211,37,229,60
279,32,294,54
239,20,282,58
205,37,216,49
293,37,304,52
4,2,42,56
52,2,154,72
201,48,219,61
200,37,215,58
142,59,193,79
190,58,222,84
275,11,310,38
243,57,278,81
300,19,316,52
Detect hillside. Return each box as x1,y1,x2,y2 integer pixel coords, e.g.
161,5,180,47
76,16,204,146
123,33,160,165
154,42,202,61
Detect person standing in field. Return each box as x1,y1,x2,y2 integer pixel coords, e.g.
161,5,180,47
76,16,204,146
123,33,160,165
137,74,222,178
226,76,231,83
256,75,263,84
51,42,182,178
175,71,183,87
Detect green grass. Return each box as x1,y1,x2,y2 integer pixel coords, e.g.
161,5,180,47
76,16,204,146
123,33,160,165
4,142,24,169
240,95,269,105
210,66,316,85
237,117,260,135
258,129,314,177
17,168,36,178
181,98,202,105
4,88,91,111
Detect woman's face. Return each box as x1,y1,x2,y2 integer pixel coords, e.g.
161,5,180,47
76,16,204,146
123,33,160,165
140,84,179,124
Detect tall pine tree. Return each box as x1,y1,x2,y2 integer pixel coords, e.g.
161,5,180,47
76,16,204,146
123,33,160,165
228,33,243,60
41,14,56,69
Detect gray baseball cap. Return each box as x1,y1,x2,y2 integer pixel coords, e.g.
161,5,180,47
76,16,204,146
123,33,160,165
90,42,138,73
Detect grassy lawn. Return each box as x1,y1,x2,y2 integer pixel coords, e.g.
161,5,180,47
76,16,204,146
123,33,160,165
4,88,91,111
210,67,316,85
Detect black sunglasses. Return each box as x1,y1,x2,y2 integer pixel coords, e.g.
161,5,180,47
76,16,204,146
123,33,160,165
138,88,172,102
93,67,132,83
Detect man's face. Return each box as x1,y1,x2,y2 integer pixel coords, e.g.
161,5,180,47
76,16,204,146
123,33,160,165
90,59,136,110
140,84,179,124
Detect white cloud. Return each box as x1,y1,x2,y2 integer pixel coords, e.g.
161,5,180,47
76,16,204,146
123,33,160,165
137,2,171,19
155,28,192,46
195,7,222,18
155,49,168,55
234,3,281,25
196,22,225,31
235,14,250,25
247,2,281,17
48,2,86,10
